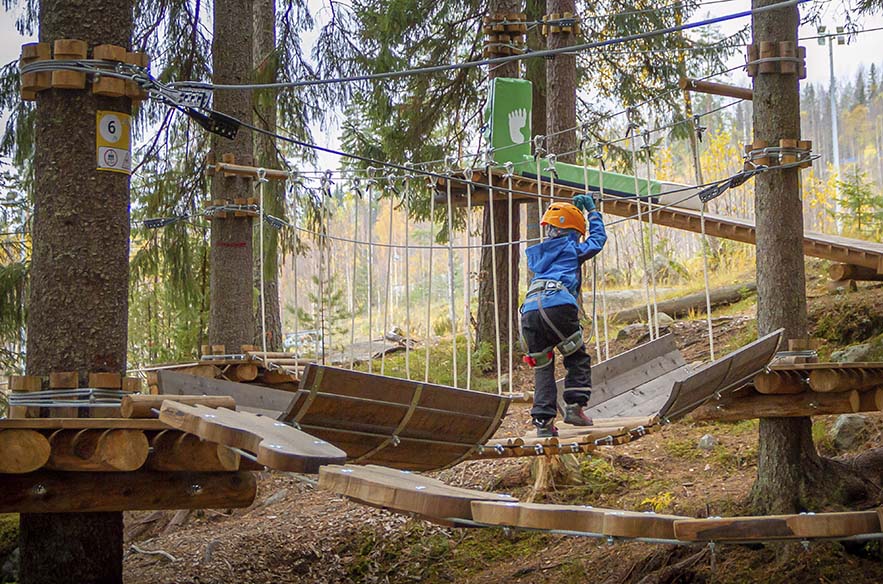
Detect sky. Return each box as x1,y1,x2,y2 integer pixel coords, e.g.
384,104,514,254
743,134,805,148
0,0,881,172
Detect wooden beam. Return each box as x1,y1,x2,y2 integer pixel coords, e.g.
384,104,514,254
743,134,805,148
45,429,149,472
858,389,883,412
0,470,256,513
145,430,240,472
0,429,51,474
679,76,754,101
673,510,880,541
692,390,860,421
0,418,167,430
121,395,236,418
156,369,292,417
209,162,290,181
159,401,347,473
471,501,610,533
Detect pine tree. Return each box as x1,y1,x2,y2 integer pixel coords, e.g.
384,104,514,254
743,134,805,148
870,63,879,98
290,273,354,356
855,67,867,105
835,168,883,237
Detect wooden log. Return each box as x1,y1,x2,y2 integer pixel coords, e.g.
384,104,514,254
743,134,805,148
808,368,883,393
121,394,236,418
145,430,240,472
858,389,883,412
159,402,346,473
19,42,52,100
0,470,257,513
258,370,299,384
0,418,167,430
602,510,687,539
828,263,883,282
754,371,807,395
679,77,753,101
758,41,778,74
692,390,860,421
674,510,879,542
0,429,51,474
156,370,293,416
45,429,149,472
48,370,80,418
612,282,756,323
227,363,258,382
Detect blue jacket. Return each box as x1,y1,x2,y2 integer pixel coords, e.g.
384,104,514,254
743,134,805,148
521,211,607,314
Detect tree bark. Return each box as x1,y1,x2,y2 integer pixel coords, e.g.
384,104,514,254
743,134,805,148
545,0,576,164
253,0,283,351
747,0,827,514
524,0,546,261
476,0,522,357
21,1,134,582
209,0,256,350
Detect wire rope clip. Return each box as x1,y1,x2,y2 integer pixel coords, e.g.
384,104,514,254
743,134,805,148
534,444,544,455
255,167,269,183
502,161,514,179
391,434,401,447
494,444,505,455
569,443,580,454
544,153,558,178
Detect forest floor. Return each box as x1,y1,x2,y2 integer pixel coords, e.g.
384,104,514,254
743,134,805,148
123,281,883,584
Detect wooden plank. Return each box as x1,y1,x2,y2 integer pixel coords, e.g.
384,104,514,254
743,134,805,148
159,402,346,473
319,464,516,524
0,470,256,513
48,371,80,418
0,418,168,430
585,368,690,420
45,429,149,472
145,430,240,472
660,330,782,421
121,394,236,418
9,374,42,418
602,510,687,540
0,429,51,474
471,501,611,533
692,390,860,422
674,511,880,542
156,369,292,416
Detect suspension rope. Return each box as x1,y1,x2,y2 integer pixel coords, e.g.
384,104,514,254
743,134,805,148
628,118,656,340
505,163,515,394
257,168,269,355
596,144,611,360
444,159,459,386
424,174,436,383
690,115,716,360
463,168,474,390
642,131,661,338
380,190,395,376
486,158,504,396
349,181,360,369
290,175,301,363
403,175,413,379
366,172,375,373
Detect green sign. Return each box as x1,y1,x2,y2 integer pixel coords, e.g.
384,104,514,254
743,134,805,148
486,78,532,165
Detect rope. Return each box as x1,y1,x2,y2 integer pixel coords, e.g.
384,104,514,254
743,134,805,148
690,116,716,360
349,184,360,369
290,178,301,363
404,176,412,379
628,121,655,340
445,166,459,386
367,176,375,373
424,176,436,383
596,144,611,360
464,171,474,390
257,168,268,355
505,165,515,393
486,161,504,396
642,132,661,338
380,192,395,376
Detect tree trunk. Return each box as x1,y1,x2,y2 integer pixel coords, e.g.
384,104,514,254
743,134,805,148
524,0,546,262
476,0,522,357
253,0,283,351
209,0,256,350
747,0,829,514
545,0,576,164
20,2,134,582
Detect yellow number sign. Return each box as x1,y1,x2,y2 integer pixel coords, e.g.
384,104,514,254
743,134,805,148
96,111,132,174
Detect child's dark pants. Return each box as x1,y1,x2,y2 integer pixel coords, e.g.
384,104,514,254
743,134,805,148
521,303,592,421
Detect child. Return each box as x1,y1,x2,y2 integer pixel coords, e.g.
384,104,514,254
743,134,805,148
520,194,607,437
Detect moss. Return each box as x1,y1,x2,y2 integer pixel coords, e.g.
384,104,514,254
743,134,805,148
663,438,701,460
812,295,883,344
577,458,631,495
0,514,18,559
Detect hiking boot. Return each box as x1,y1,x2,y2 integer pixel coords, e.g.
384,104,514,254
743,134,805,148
563,404,593,427
532,417,559,438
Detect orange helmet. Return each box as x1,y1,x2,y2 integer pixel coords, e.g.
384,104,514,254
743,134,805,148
541,202,586,236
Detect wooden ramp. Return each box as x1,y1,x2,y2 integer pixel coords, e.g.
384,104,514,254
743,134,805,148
436,169,883,274
157,366,510,472
477,332,782,460
318,464,517,526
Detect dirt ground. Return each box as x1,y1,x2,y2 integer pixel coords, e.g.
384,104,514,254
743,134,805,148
124,285,883,583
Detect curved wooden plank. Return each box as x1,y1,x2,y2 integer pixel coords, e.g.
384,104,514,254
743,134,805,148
472,501,611,533
319,464,516,524
602,510,687,540
122,394,236,418
159,401,346,473
156,370,292,417
674,511,880,542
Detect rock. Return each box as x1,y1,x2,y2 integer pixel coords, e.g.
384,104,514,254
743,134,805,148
697,434,717,451
203,539,221,564
499,374,510,389
1,548,18,584
260,488,289,507
830,414,869,451
657,312,675,327
831,343,873,363
616,324,647,340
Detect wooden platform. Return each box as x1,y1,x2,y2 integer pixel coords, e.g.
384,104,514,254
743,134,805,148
319,464,517,526
695,361,883,421
435,169,883,274
157,366,510,472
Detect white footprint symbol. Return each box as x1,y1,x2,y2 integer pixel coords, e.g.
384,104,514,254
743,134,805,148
508,108,527,145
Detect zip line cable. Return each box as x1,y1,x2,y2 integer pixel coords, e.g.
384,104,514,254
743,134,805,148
168,0,807,92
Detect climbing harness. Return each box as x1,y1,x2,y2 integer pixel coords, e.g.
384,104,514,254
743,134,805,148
521,279,586,368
